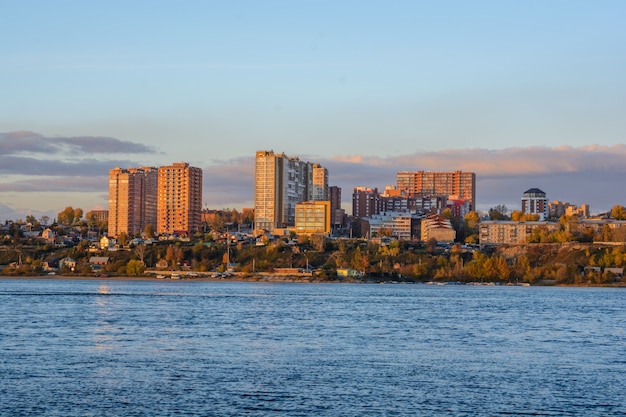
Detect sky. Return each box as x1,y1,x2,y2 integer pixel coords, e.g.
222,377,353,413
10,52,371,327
1,1,625,221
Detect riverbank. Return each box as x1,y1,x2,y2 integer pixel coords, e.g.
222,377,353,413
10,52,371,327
2,274,626,287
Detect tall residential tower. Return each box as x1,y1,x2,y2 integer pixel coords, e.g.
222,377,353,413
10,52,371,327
396,170,476,211
108,167,158,237
157,162,203,235
254,151,327,233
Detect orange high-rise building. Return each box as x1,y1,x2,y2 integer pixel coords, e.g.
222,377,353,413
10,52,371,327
157,162,203,235
396,171,476,211
108,167,158,238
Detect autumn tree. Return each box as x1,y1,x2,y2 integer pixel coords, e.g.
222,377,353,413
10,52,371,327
511,211,540,222
144,224,155,239
165,244,184,269
351,247,369,275
209,213,226,235
126,259,145,276
611,205,626,220
463,211,480,243
57,206,83,226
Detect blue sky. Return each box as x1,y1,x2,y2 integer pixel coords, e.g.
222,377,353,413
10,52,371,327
1,1,625,220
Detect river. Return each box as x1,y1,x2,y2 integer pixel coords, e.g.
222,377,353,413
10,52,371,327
1,279,624,416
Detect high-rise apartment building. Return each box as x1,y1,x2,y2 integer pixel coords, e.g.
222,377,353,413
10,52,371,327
352,186,380,218
329,186,345,227
521,188,547,220
157,162,203,235
108,167,158,237
254,151,326,233
311,164,329,201
396,171,476,211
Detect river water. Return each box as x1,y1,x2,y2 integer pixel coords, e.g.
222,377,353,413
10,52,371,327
1,279,624,416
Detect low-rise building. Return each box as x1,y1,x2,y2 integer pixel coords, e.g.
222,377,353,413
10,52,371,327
294,201,331,235
479,221,559,245
421,214,456,242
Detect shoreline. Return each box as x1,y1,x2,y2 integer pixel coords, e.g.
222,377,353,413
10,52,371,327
1,275,625,287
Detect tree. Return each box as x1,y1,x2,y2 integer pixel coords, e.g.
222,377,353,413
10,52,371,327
209,213,226,236
489,205,510,220
40,215,50,226
611,205,626,220
165,244,183,269
463,211,480,243
118,232,130,247
511,211,540,222
351,247,369,275
144,224,155,239
126,259,145,276
57,206,83,226
134,244,147,265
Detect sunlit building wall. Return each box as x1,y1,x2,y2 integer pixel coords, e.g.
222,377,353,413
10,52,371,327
254,151,325,233
108,167,157,237
396,171,476,211
294,201,331,235
157,162,202,235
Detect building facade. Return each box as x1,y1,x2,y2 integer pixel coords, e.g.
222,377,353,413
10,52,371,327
521,188,547,220
367,211,416,240
479,220,559,245
254,151,326,233
311,164,329,201
329,186,345,228
108,166,158,237
294,201,331,235
396,171,476,211
157,162,203,235
352,186,380,218
421,214,456,242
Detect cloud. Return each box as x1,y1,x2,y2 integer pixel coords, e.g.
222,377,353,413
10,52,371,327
0,131,157,156
1,140,624,216
200,145,626,214
0,131,159,176
0,175,107,192
0,155,150,176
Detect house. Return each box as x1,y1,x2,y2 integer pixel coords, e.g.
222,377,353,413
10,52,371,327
42,259,58,272
41,228,57,243
337,268,363,278
604,268,624,279
89,256,110,271
155,259,169,270
99,236,116,250
59,257,77,271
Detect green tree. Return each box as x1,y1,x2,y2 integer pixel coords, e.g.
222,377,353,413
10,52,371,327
126,259,145,276
489,205,510,220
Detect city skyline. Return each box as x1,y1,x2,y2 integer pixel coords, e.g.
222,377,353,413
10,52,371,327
1,2,625,219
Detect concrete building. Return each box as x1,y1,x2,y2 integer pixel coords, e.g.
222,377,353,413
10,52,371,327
108,166,158,238
294,201,331,235
329,186,345,228
396,171,476,211
254,151,326,234
479,221,560,245
352,186,380,218
367,212,416,240
157,162,203,235
421,214,456,242
521,188,547,220
311,164,329,201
